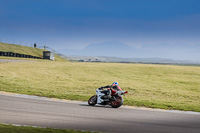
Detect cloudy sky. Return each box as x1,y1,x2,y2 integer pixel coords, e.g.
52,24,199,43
0,0,200,60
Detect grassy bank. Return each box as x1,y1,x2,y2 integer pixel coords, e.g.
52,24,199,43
0,43,44,57
0,124,93,133
0,43,67,62
0,61,200,111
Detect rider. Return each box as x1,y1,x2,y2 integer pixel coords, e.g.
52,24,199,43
99,81,122,100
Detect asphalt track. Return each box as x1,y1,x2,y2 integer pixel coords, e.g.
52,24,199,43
0,92,200,133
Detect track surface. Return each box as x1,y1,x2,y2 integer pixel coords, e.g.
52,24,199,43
0,93,200,133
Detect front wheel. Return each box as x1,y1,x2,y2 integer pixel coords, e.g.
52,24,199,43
88,95,97,106
110,96,123,108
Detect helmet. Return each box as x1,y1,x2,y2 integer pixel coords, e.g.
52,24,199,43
112,81,119,86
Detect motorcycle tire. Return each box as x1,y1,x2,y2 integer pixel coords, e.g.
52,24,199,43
110,96,123,108
88,95,97,106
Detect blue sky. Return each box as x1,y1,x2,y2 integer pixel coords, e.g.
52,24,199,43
0,0,200,60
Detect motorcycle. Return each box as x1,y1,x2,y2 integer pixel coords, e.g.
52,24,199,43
88,87,128,108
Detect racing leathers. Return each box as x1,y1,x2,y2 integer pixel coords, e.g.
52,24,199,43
99,85,122,100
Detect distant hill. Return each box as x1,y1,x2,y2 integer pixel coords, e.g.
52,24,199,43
65,56,200,65
83,41,138,57
58,41,200,63
58,41,140,57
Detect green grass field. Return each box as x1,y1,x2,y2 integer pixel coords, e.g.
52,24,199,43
0,124,93,133
0,60,200,112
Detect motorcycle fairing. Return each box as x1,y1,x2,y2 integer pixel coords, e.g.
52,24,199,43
96,89,105,104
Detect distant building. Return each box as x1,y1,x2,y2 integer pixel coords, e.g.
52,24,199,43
43,51,55,60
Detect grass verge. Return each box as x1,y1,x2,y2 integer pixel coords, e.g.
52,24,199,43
0,61,200,112
0,124,94,133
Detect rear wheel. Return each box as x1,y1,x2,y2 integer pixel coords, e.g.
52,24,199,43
88,95,97,106
110,96,123,108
